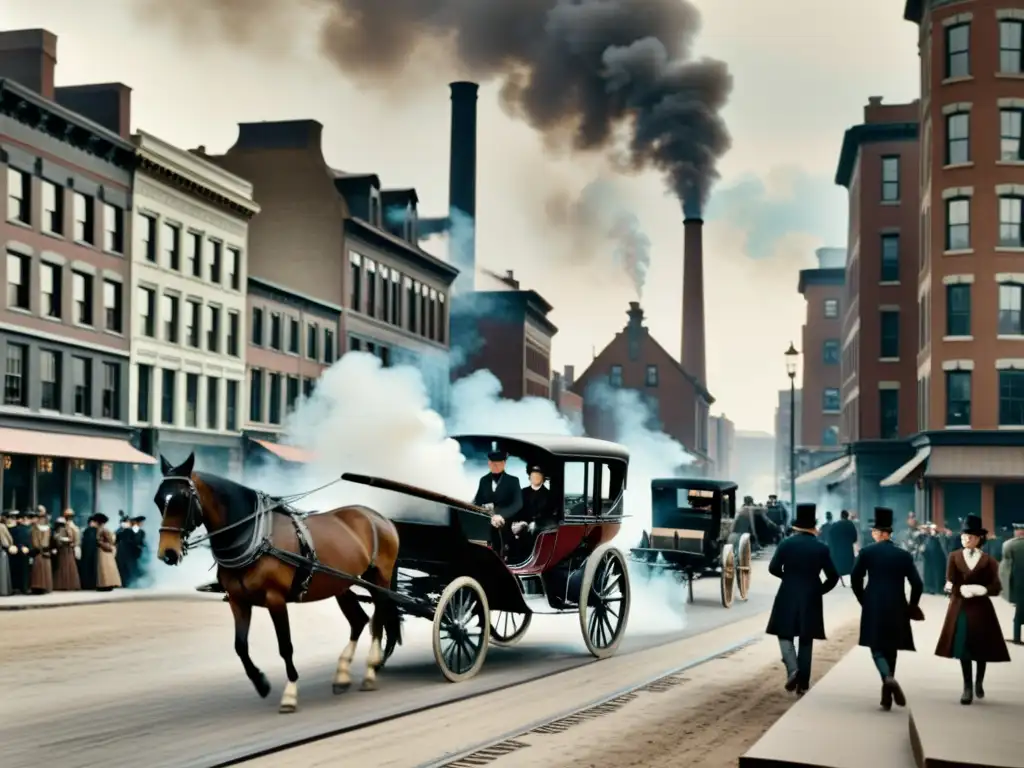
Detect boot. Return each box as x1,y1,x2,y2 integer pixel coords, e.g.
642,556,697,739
960,686,973,705
784,670,799,692
884,676,906,707
975,681,985,699
880,683,893,711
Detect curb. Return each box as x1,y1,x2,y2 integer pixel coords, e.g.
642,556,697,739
0,590,222,611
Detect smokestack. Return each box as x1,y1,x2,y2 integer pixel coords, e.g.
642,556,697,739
0,29,57,99
682,201,706,388
449,81,478,291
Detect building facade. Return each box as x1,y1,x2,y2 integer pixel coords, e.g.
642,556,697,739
775,387,802,497
708,414,736,479
128,130,257,476
0,29,154,521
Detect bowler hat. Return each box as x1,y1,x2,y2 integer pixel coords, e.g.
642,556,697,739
871,507,894,532
792,503,817,531
487,450,508,462
961,514,987,536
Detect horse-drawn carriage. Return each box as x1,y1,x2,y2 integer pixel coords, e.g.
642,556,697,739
629,478,752,608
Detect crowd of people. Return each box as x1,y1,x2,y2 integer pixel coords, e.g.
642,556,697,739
0,508,150,597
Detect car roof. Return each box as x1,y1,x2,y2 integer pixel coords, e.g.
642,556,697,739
651,477,739,492
453,433,630,461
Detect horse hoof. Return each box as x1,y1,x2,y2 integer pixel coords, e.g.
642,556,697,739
332,682,351,695
255,674,272,699
360,679,377,692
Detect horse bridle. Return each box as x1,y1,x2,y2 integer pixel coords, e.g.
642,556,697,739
158,475,204,554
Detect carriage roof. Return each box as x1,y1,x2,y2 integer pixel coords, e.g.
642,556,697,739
452,433,630,462
651,477,738,493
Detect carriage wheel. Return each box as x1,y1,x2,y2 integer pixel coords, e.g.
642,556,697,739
720,543,736,608
432,576,490,682
579,545,631,658
736,533,752,601
490,611,532,647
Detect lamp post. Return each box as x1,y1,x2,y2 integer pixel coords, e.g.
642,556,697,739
785,342,799,522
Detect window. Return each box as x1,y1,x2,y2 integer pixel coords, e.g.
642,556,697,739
268,373,282,424
6,168,29,223
381,266,391,322
185,373,199,427
391,271,402,325
102,362,119,419
137,364,152,422
228,247,240,290
438,293,446,343
207,305,221,353
4,344,26,406
881,234,900,282
945,23,970,79
103,204,124,253
270,313,282,350
42,180,63,235
946,284,971,336
881,156,899,201
251,307,263,345
209,240,222,283
72,356,91,416
945,112,969,165
643,364,658,387
307,323,319,360
324,328,335,364
73,271,93,326
162,294,179,343
184,299,201,347
161,369,175,424
945,197,970,250
609,365,623,388
288,317,300,353
249,369,263,422
6,252,29,310
350,253,363,311
40,351,60,410
206,376,219,429
429,288,439,339
823,387,840,412
227,311,240,356
41,262,61,318
226,380,238,431
420,284,429,335
286,375,299,412
366,260,377,317
946,371,971,426
162,222,180,270
879,389,899,439
823,339,840,364
138,286,155,337
139,213,157,262
187,232,202,277
1001,19,1023,73
73,192,94,244
406,277,417,331
821,425,839,446
1000,370,1024,426
880,311,900,358
1001,109,1023,161
999,196,1024,247
824,298,838,318
999,283,1024,334
103,280,122,333
303,378,314,398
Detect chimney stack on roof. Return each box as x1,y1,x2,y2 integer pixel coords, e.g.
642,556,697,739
0,28,57,99
449,81,478,292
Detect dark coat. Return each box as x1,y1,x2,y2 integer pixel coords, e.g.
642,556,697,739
79,526,99,590
1000,537,1024,606
827,518,858,575
518,485,553,527
818,521,834,542
115,527,134,585
472,473,523,520
922,534,947,595
935,549,1012,662
850,540,923,652
766,532,840,640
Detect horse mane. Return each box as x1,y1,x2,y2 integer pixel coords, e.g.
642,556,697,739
195,472,260,524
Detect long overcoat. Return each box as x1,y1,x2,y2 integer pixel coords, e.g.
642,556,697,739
935,549,1011,662
827,518,859,575
766,532,840,640
850,539,923,651
999,537,1024,607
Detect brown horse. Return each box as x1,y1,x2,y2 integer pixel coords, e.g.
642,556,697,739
154,452,401,713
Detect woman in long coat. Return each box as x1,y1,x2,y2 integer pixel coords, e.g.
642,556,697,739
0,511,14,596
29,512,54,594
52,518,81,591
935,515,1011,704
78,515,99,590
95,514,121,590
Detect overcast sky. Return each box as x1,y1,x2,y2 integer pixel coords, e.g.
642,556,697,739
4,0,920,433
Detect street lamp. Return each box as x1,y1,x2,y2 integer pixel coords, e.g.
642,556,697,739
785,342,799,523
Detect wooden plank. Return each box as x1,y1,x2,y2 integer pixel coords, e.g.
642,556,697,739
651,527,705,540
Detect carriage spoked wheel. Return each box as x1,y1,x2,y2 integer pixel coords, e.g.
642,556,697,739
720,542,736,608
490,611,532,647
432,576,490,682
579,544,631,658
736,533,753,601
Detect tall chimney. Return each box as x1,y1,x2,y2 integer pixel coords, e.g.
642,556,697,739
0,29,57,99
682,200,706,388
448,81,478,293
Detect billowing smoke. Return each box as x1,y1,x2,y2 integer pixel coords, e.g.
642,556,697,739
140,0,732,207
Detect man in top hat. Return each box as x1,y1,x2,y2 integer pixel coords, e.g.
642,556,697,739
827,510,859,587
766,503,840,695
999,522,1024,644
850,507,924,711
502,465,553,563
472,449,523,536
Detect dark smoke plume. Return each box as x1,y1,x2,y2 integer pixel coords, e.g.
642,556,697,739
141,0,732,207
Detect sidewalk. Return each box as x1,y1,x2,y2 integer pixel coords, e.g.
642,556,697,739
0,588,221,610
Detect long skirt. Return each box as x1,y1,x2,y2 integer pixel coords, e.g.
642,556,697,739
53,548,81,591
952,611,971,660
30,555,53,593
0,550,11,596
97,550,121,589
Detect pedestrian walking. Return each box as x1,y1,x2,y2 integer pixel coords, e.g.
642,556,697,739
935,514,1011,705
818,511,834,543
9,512,32,594
921,524,947,594
766,503,840,695
850,507,924,711
0,510,14,596
52,518,81,591
115,513,133,586
999,522,1024,645
95,514,121,591
827,509,858,587
29,509,54,594
79,515,99,590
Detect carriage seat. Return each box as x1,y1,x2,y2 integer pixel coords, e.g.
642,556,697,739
650,508,711,554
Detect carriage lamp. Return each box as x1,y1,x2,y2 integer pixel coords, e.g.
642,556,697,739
785,342,799,379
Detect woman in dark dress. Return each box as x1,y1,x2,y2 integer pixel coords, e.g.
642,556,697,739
935,515,1011,705
78,515,99,590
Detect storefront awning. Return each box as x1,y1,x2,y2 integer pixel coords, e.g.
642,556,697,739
827,457,857,489
880,446,931,487
794,455,850,486
925,445,1024,479
0,427,156,465
252,439,313,464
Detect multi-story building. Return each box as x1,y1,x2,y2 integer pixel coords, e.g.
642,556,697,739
551,365,584,431
774,387,802,497
0,29,153,520
708,413,736,479
128,130,258,476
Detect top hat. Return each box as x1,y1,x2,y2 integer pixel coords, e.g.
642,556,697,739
961,514,987,536
871,507,894,532
487,450,508,462
792,503,817,531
